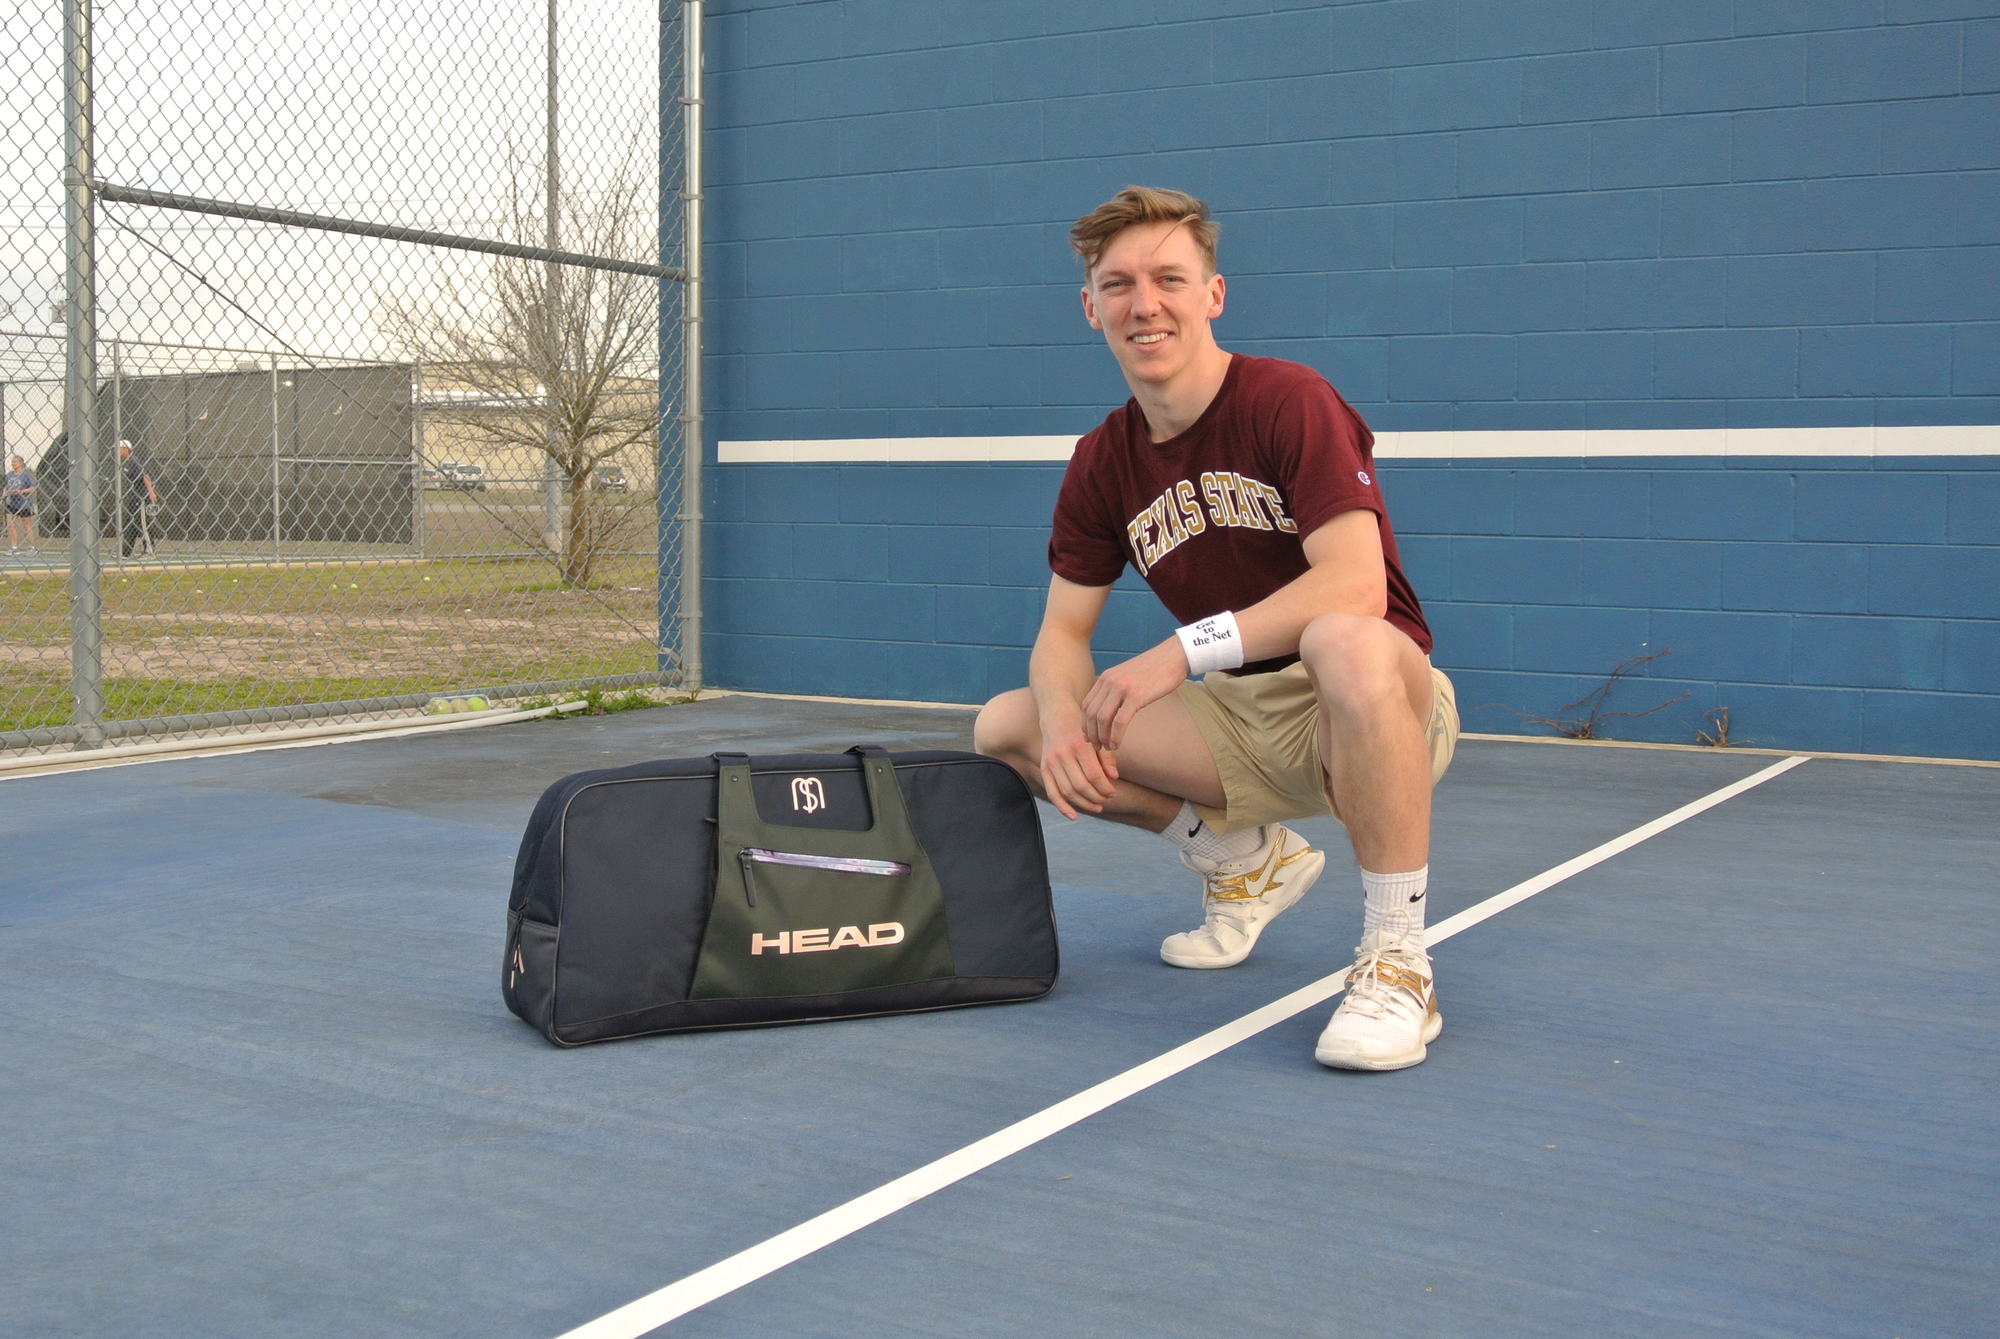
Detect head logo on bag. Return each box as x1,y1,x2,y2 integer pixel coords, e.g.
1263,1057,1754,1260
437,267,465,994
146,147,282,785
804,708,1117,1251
750,923,905,956
790,776,826,813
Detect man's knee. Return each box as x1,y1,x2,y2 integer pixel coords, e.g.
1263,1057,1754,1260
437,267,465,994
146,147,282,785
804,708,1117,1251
1300,612,1400,676
1299,614,1427,719
973,687,1037,761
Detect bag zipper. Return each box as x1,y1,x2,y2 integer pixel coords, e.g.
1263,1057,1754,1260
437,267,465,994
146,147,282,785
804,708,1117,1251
737,848,911,907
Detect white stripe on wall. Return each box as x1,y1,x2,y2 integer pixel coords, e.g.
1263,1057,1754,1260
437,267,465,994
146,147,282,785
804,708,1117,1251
719,425,2000,463
718,436,1081,463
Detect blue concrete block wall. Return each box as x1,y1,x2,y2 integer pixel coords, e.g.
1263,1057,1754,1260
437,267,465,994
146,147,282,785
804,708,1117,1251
1376,456,2000,756
694,0,2000,760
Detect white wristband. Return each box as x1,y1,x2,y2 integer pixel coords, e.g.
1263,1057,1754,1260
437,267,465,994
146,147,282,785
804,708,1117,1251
1175,611,1245,676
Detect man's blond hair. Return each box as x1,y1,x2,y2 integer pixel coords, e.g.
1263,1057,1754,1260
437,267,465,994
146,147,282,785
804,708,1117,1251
1069,186,1219,279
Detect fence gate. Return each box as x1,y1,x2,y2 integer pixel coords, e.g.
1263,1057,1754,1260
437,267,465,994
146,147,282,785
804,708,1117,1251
2,0,701,756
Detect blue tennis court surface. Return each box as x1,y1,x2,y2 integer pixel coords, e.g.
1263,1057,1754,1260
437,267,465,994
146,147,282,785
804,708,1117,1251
3,696,1995,1337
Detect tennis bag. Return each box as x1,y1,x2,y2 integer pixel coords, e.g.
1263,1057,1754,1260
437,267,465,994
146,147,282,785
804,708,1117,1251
503,745,1057,1046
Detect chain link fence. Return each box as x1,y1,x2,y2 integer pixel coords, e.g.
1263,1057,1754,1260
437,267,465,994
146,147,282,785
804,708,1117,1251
2,0,699,756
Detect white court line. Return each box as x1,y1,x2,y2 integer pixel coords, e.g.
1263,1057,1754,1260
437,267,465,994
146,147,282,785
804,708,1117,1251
557,754,1812,1339
0,701,589,783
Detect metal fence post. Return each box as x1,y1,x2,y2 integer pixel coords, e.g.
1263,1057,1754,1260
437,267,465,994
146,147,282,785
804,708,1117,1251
271,362,282,556
412,362,426,558
543,0,565,560
674,0,704,693
111,338,123,566
63,0,103,748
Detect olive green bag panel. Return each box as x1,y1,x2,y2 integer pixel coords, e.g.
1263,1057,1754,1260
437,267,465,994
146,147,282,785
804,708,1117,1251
689,746,955,1000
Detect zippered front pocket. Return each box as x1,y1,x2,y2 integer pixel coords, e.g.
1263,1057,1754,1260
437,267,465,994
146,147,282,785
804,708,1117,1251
695,841,952,999
736,848,910,906
741,849,911,875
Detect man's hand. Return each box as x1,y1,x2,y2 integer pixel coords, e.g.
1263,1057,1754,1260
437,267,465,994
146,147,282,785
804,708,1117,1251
1037,714,1120,821
1080,638,1190,752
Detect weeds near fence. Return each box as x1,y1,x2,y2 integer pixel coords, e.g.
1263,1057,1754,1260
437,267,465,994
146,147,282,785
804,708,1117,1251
1515,648,1692,740
1695,706,1733,747
517,684,688,718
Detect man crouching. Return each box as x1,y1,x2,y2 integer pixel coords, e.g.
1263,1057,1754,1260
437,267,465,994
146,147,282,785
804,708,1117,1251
974,187,1459,1070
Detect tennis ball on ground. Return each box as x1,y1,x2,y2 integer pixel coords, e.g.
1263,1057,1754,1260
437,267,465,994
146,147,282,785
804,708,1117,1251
464,696,489,711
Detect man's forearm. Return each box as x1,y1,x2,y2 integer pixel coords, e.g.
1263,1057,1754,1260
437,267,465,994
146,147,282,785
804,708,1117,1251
1028,633,1096,736
1229,570,1383,662
1196,510,1391,664
1137,569,1382,672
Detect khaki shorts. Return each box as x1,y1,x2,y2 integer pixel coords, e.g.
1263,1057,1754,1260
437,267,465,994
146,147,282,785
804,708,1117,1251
1176,660,1459,835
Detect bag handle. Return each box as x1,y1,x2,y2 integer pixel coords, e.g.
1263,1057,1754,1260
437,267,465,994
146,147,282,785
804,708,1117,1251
707,745,883,766
708,747,905,839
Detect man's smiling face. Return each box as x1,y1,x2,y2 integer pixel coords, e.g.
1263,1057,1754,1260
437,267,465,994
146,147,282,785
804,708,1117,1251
1081,220,1226,391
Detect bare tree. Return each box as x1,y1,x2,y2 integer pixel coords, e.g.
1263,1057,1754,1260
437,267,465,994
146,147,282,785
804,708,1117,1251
382,161,659,589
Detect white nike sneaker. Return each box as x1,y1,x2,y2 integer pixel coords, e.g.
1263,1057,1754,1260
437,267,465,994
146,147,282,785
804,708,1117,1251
1315,933,1441,1071
1160,824,1325,969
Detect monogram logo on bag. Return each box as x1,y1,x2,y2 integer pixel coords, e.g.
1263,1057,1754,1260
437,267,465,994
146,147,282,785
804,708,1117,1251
750,923,905,956
790,776,825,813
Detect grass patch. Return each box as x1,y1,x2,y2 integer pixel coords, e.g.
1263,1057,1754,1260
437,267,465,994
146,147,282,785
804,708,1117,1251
502,580,621,594
4,554,658,618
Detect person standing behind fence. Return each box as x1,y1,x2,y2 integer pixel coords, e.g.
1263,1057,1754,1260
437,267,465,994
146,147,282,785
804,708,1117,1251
4,454,35,555
116,440,157,558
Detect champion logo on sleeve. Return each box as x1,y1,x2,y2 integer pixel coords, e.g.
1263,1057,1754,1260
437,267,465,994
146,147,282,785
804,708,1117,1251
1357,470,1372,485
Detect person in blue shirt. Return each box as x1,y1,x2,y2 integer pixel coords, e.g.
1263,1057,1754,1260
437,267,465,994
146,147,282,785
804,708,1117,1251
4,454,36,555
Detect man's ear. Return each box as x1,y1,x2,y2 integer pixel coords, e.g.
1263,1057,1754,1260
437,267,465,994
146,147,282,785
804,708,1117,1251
1208,273,1226,320
1080,285,1102,331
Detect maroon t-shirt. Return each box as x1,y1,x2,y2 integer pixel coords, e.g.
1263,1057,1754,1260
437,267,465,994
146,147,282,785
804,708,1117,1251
1048,353,1431,672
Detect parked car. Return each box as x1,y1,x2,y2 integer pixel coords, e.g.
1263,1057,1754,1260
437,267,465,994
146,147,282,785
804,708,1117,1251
591,465,629,493
435,461,487,491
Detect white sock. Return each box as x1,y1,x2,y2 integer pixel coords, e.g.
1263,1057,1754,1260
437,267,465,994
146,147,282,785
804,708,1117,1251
1161,800,1265,864
1361,866,1428,946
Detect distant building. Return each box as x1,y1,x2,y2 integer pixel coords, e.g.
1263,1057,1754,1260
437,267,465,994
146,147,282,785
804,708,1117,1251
38,362,414,543
415,363,659,495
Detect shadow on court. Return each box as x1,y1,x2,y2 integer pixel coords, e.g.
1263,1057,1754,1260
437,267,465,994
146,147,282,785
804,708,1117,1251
1,694,1993,1337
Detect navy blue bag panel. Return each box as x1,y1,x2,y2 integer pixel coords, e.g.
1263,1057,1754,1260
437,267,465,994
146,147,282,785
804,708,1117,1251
892,756,1056,979
553,773,715,1028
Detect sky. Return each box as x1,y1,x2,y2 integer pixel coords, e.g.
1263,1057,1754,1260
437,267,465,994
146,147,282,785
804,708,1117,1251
3,0,667,458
